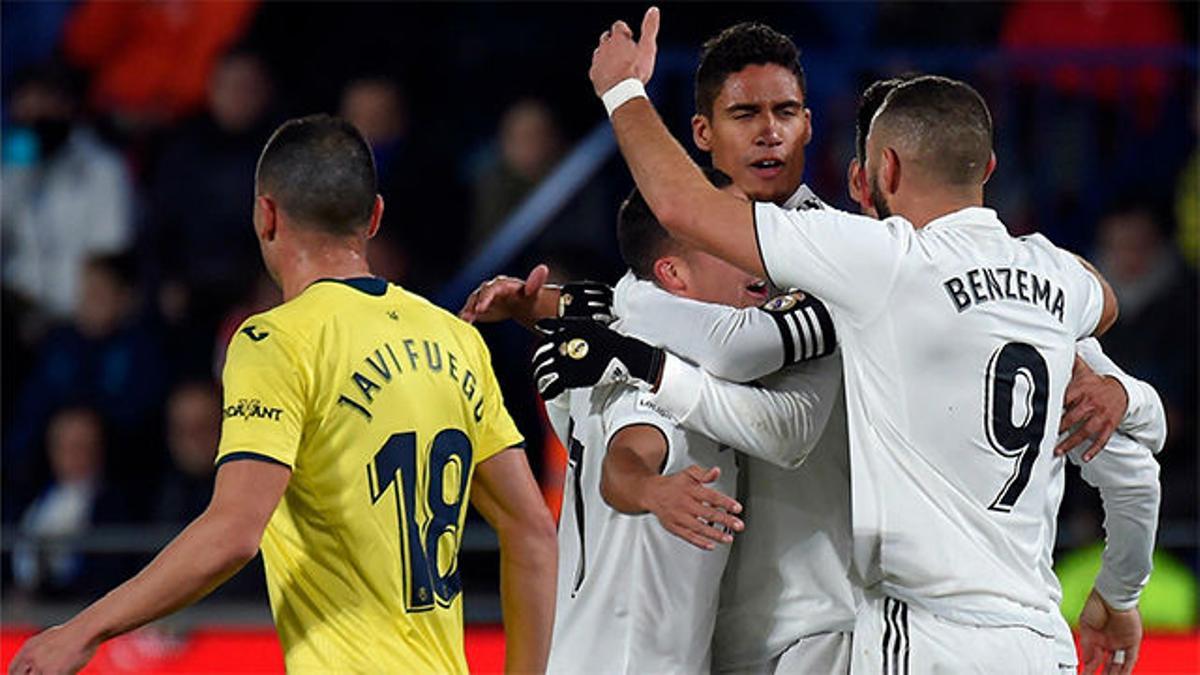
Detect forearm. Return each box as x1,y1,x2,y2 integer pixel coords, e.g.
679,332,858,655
650,353,841,468
600,445,660,514
1094,480,1160,610
68,510,258,645
498,531,557,673
610,100,761,276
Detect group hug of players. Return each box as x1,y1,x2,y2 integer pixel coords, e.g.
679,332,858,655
10,7,1163,675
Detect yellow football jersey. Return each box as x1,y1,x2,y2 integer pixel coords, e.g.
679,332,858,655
216,277,523,674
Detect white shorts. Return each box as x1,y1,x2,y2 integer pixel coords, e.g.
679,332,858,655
850,595,1056,675
716,631,851,675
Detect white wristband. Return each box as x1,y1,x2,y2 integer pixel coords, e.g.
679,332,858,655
601,78,647,117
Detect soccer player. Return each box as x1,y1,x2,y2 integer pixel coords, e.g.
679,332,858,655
589,10,1122,671
848,75,1162,675
464,23,859,672
8,115,557,675
536,169,842,673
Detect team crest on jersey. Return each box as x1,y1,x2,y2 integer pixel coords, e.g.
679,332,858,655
763,292,805,313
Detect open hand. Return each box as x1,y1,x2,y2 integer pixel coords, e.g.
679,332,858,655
645,465,743,551
589,7,660,96
1057,356,1128,461
459,264,552,326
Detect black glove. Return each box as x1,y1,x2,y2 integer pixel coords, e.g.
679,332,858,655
558,280,615,324
532,318,665,400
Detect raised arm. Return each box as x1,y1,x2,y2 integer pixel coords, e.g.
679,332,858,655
9,460,290,675
589,9,764,278
472,447,558,675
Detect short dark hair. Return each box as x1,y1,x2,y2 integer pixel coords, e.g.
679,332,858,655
618,168,734,280
695,23,806,118
255,114,377,235
873,75,993,186
856,76,919,164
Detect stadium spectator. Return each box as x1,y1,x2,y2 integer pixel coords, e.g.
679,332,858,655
340,77,408,187
470,98,612,280
12,407,129,597
471,98,565,248
61,0,258,129
1094,202,1198,521
1,63,133,319
4,252,170,513
338,76,465,293
154,382,221,525
146,49,276,364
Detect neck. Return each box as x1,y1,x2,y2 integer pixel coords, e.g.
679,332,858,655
277,242,373,301
895,186,983,229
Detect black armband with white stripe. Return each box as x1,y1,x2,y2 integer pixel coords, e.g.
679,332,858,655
759,290,837,365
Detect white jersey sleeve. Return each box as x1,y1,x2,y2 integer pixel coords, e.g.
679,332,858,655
1067,433,1161,610
648,351,843,469
753,203,908,324
544,394,571,448
1022,236,1106,340
1075,338,1167,454
614,272,790,382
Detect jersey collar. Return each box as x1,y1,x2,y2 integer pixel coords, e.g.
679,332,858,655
781,184,827,211
313,276,389,296
922,206,1006,233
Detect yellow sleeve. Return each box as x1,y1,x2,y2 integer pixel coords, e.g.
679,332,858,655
469,328,524,466
216,318,308,469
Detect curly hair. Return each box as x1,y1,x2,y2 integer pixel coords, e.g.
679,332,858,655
694,22,806,118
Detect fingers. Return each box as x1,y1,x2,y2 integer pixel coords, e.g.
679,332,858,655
611,20,632,39
524,264,550,296
1081,422,1116,461
665,519,719,551
640,6,660,48
1059,398,1090,433
1056,424,1093,459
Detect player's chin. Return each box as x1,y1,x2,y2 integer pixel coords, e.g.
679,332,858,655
740,176,792,205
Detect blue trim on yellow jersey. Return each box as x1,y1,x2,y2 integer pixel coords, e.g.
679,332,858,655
314,276,389,296
216,450,292,469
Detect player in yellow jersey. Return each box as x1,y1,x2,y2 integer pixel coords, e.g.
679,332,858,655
10,115,558,675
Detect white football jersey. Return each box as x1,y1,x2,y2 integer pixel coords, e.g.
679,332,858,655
544,381,738,674
755,204,1105,634
615,266,857,667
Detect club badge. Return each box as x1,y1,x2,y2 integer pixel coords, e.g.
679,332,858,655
763,291,805,313
560,338,589,360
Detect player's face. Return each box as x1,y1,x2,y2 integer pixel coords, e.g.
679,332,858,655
677,249,768,309
693,64,812,205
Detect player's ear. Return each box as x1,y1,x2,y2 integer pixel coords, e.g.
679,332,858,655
255,195,279,242
652,256,687,293
801,107,813,147
847,159,864,210
982,152,997,185
692,114,713,152
365,194,384,240
882,147,901,196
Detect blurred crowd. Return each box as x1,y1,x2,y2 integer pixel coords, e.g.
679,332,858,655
1,0,1196,602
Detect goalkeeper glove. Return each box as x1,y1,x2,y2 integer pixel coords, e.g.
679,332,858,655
532,318,664,400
